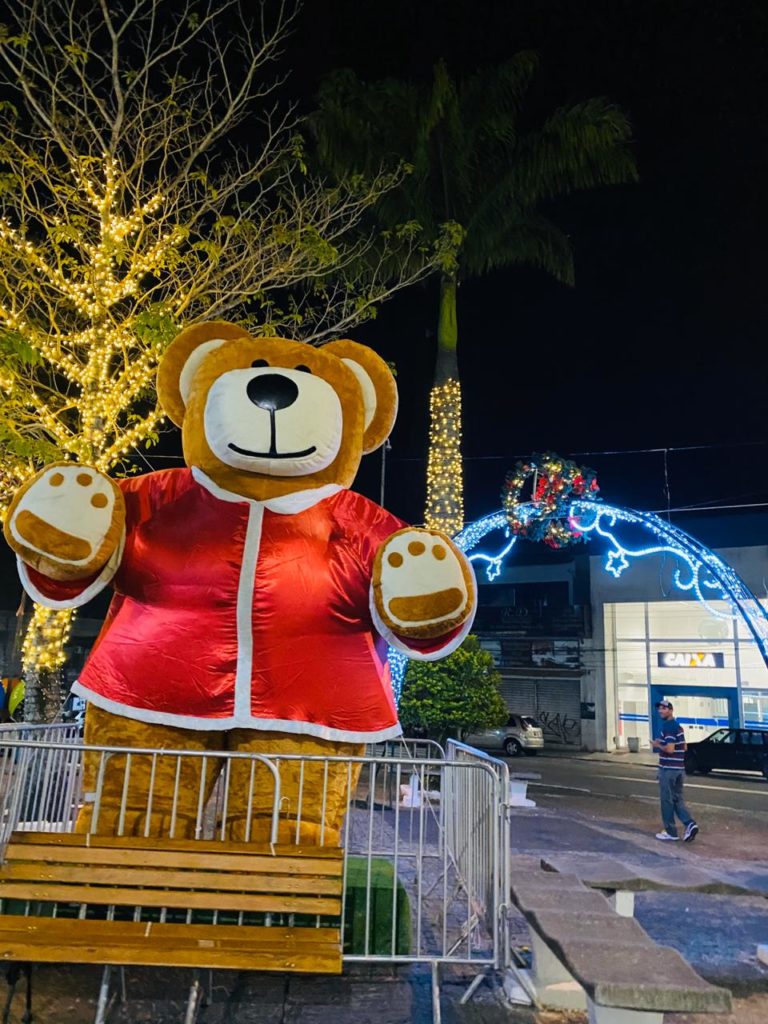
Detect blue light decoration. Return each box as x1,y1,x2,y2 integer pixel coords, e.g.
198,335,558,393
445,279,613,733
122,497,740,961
386,498,768,699
568,500,768,665
387,647,411,702
455,511,515,579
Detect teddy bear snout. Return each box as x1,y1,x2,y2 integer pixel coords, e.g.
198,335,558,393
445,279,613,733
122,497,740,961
246,373,299,413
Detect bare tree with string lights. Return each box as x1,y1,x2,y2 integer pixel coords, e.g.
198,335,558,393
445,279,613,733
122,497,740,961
0,0,441,719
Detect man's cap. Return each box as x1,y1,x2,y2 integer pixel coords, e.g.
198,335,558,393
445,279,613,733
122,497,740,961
655,700,673,710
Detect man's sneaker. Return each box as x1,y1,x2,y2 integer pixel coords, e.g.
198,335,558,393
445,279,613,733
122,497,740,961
683,822,699,843
655,831,680,841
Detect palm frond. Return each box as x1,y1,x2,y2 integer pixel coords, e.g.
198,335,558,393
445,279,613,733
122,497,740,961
420,61,459,142
462,212,575,285
310,69,419,178
310,62,634,290
508,98,638,205
459,51,539,148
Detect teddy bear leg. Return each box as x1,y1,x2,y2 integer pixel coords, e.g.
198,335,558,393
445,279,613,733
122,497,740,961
77,704,223,838
226,730,364,845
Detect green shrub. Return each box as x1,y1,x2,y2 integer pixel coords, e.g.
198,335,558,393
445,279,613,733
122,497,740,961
398,634,507,745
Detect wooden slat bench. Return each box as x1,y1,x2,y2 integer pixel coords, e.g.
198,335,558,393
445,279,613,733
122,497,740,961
0,832,343,974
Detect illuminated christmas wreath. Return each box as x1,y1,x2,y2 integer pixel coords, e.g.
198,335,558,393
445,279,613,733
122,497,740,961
502,452,600,549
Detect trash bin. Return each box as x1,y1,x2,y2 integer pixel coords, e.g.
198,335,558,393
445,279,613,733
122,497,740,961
627,737,640,753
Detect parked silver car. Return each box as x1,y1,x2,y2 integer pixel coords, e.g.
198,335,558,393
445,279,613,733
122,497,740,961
462,714,545,757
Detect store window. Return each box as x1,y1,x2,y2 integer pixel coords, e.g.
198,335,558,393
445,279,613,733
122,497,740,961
743,690,768,729
646,602,731,641
736,649,768,689
615,642,648,683
613,603,646,640
606,599,766,743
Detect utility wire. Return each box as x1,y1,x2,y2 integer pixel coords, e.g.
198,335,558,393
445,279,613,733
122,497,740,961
138,437,768,464
122,440,768,517
651,501,768,514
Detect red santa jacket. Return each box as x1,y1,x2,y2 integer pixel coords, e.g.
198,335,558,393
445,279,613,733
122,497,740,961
20,468,466,742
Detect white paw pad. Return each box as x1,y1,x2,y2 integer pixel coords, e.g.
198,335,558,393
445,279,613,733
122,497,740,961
375,528,471,634
9,464,121,569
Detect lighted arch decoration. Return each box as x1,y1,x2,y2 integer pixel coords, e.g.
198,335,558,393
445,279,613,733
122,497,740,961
387,501,768,699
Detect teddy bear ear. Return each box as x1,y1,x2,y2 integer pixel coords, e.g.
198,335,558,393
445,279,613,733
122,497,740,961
323,339,398,453
157,321,253,426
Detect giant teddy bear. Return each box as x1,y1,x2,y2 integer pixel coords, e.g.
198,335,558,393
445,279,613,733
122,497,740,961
4,322,476,843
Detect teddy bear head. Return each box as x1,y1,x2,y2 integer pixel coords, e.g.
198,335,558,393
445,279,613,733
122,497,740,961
157,322,398,500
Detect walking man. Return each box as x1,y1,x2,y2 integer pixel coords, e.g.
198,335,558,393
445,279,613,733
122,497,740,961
651,699,699,843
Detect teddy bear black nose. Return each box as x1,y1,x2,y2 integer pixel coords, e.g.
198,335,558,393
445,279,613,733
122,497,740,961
246,373,299,412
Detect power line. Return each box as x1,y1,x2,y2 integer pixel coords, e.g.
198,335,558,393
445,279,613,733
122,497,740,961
653,501,768,515
121,442,768,517
389,439,768,463
131,438,768,464
564,440,768,457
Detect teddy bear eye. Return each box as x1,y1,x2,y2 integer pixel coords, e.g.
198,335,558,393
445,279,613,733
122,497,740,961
251,359,269,368
294,364,312,374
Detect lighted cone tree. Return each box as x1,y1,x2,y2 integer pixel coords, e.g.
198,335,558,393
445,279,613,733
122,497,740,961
0,0,441,720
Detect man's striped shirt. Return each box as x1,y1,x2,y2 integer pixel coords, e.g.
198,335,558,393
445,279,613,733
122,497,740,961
658,717,686,769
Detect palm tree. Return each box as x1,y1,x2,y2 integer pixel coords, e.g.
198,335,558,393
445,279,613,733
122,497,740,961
311,55,637,532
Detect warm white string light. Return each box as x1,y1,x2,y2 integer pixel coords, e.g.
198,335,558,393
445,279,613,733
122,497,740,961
0,154,180,674
425,379,464,535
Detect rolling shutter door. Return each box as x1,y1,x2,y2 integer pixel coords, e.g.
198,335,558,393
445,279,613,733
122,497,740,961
535,679,580,718
500,677,537,713
535,679,581,745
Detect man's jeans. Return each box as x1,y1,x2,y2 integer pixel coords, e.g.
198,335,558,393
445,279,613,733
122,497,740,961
659,768,694,837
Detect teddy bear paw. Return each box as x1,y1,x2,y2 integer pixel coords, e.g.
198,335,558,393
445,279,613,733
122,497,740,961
373,528,475,639
5,463,125,578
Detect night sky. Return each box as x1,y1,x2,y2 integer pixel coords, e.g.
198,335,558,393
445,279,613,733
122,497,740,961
3,0,767,609
273,0,768,527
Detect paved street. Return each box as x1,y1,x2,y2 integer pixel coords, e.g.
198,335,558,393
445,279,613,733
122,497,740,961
505,752,767,863
523,753,767,816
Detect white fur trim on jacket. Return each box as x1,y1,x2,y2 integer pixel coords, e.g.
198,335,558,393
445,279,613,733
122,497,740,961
190,466,342,513
369,582,478,661
71,683,403,744
17,534,125,610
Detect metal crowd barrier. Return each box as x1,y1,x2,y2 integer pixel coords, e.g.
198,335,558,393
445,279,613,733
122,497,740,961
445,739,512,976
0,721,81,743
0,732,513,1019
0,722,83,849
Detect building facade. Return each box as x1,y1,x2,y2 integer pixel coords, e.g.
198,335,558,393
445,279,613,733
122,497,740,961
474,510,768,751
593,537,768,752
473,549,592,750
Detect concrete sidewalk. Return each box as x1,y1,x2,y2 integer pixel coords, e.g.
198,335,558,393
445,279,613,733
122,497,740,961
505,806,768,991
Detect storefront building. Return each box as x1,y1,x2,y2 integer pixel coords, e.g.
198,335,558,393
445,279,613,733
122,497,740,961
590,512,768,751
474,509,768,752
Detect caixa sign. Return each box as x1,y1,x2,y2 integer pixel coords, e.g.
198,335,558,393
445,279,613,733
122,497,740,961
657,652,725,669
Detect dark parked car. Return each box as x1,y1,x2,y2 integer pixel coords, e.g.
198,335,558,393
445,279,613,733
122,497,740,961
685,727,768,779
